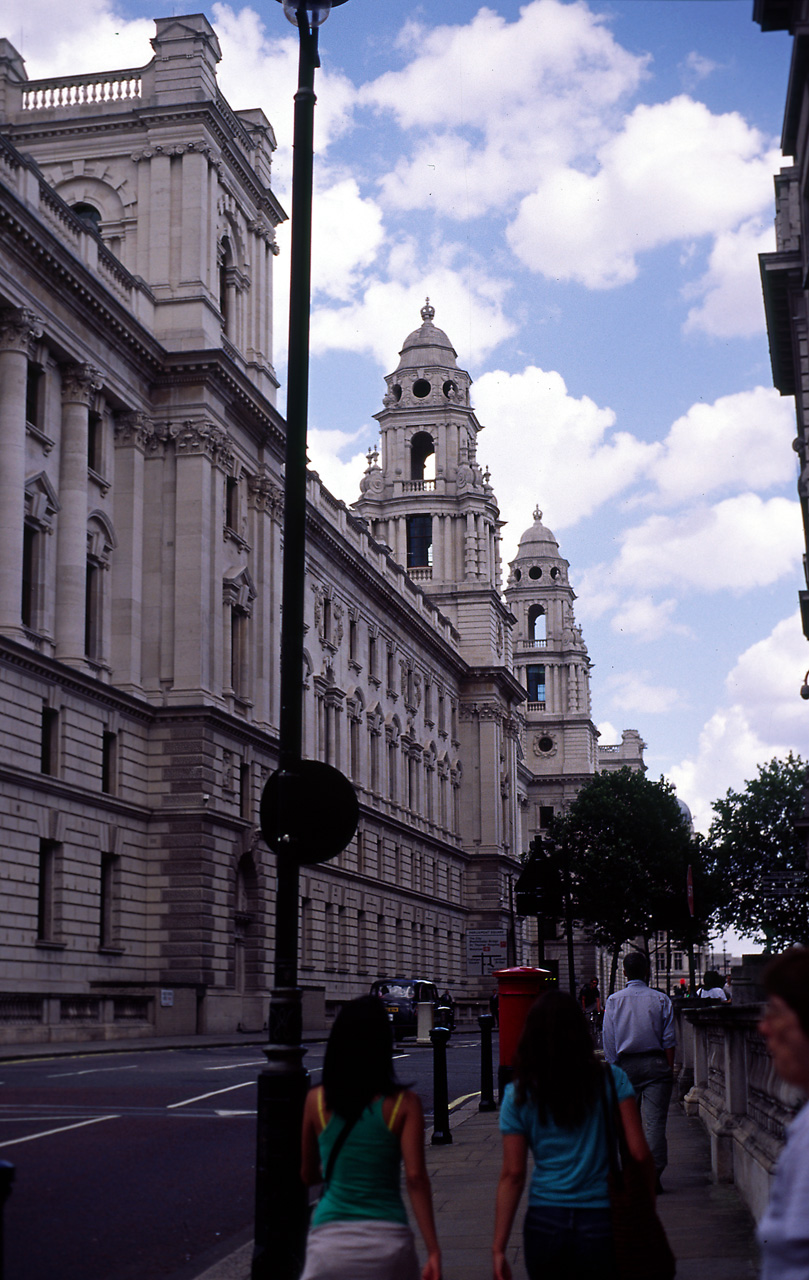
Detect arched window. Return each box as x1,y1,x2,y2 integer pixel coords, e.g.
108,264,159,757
219,235,233,331
410,432,435,481
71,202,102,232
528,605,546,643
85,515,116,663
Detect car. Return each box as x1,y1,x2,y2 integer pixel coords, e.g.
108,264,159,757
369,978,442,1040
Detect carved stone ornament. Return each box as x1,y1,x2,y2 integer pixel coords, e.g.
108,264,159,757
61,363,103,405
0,306,43,354
114,412,153,451
247,470,283,518
172,420,235,470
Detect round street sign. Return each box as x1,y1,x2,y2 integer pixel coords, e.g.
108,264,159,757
259,760,359,866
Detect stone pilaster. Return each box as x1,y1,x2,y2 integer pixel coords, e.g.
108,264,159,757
55,363,103,664
0,308,42,637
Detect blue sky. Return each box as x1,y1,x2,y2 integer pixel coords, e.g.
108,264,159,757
6,0,809,848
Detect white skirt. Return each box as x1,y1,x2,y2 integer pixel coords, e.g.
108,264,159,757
300,1219,420,1280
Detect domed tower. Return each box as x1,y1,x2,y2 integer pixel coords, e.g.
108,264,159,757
506,507,599,795
354,301,511,668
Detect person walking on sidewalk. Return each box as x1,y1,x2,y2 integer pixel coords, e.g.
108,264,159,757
299,995,441,1280
602,950,675,1191
493,990,653,1280
756,948,809,1280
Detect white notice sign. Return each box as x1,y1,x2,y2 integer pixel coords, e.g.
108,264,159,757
465,929,508,976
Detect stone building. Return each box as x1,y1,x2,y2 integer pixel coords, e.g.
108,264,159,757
0,15,643,1045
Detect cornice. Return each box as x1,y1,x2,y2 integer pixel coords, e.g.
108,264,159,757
0,761,151,821
0,636,154,721
154,351,284,452
0,183,163,376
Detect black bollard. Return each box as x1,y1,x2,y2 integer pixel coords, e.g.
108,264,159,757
0,1162,15,1280
478,1013,497,1112
430,1025,453,1145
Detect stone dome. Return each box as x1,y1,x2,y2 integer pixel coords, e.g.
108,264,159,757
395,299,458,372
514,507,560,558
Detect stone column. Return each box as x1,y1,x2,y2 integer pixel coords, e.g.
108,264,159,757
0,307,41,636
55,363,103,663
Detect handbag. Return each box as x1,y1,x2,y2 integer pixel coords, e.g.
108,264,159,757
600,1066,676,1280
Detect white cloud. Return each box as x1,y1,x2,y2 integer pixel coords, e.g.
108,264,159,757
308,243,515,369
603,670,680,714
597,720,621,745
670,613,809,831
683,219,776,338
604,494,802,593
472,365,657,564
507,97,779,288
4,0,153,74
609,596,690,643
307,426,369,505
650,387,796,504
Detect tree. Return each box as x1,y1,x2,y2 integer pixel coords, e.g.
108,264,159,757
707,754,809,952
551,768,712,993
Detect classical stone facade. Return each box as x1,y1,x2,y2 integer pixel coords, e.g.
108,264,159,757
0,16,644,1044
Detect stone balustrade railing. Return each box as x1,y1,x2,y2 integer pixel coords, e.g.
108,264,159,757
674,1002,803,1220
21,69,143,111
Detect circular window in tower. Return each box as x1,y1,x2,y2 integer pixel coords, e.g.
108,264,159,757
412,378,431,398
390,384,402,402
550,566,560,579
529,566,542,580
443,379,458,399
513,568,522,582
538,735,554,754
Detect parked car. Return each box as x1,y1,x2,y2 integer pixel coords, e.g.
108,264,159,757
369,978,441,1040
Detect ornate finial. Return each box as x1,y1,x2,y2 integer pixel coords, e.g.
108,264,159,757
365,445,380,469
533,505,543,522
420,296,435,323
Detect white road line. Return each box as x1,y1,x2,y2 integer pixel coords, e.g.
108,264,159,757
204,1061,264,1072
48,1065,140,1078
167,1081,254,1109
0,1115,118,1149
214,1110,255,1117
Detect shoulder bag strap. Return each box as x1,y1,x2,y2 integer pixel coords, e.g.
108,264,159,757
323,1112,360,1186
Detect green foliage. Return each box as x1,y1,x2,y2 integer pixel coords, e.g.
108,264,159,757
706,754,809,951
550,767,718,954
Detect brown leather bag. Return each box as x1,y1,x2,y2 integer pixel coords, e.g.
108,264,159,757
601,1066,676,1280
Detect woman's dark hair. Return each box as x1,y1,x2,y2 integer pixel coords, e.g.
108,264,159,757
512,989,601,1128
323,995,402,1119
763,948,809,1038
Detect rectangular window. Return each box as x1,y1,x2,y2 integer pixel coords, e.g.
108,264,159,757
526,664,546,704
26,362,44,429
102,731,118,795
240,762,251,819
369,633,378,679
99,852,117,949
85,562,100,660
37,839,57,941
539,805,554,830
225,476,239,530
406,514,433,568
357,910,368,973
22,523,36,629
87,411,103,473
41,706,59,776
349,617,358,663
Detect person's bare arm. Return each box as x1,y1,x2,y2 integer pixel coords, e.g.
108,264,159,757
618,1096,656,1196
300,1087,323,1187
492,1133,527,1280
397,1091,442,1280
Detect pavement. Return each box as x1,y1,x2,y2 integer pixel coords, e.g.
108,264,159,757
0,1033,759,1279
192,1092,760,1280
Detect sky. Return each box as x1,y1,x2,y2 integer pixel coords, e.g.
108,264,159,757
5,0,809,866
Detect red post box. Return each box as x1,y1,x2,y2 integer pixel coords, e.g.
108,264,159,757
493,966,550,1100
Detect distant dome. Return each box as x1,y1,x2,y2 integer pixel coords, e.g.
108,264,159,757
515,507,560,557
395,298,458,372
677,797,694,830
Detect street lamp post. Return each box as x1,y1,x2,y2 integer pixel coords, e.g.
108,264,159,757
252,6,350,1280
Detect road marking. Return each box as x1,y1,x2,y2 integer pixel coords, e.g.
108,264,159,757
214,1109,255,1117
167,1081,254,1109
449,1091,480,1111
204,1061,263,1072
48,1065,140,1078
0,1115,118,1149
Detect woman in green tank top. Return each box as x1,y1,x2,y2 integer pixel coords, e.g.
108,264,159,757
300,996,442,1280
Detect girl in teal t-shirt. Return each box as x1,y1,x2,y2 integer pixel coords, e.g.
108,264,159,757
300,996,441,1280
493,990,655,1280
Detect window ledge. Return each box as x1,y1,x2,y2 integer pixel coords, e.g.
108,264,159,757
36,940,67,951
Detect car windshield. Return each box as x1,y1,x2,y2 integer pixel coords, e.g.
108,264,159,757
372,982,414,1000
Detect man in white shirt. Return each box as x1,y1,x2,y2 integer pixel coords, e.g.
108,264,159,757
602,950,675,1188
